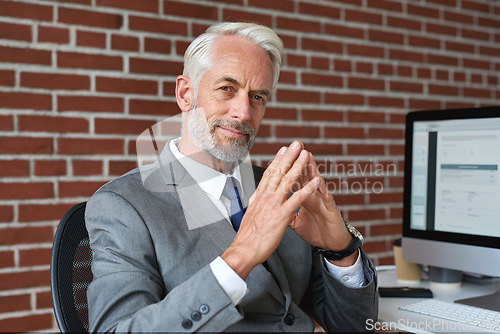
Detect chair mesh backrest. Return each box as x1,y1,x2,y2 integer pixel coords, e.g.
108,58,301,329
73,238,93,330
51,202,93,333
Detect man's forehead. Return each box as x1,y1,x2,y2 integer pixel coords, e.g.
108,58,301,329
212,35,266,59
213,34,257,48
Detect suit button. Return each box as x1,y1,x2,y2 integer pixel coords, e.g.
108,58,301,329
191,310,202,321
200,304,210,314
182,319,193,329
284,313,295,326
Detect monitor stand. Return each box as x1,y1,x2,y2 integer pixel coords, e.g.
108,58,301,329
428,266,463,289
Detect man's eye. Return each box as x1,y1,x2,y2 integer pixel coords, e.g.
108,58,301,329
252,95,265,103
220,86,231,92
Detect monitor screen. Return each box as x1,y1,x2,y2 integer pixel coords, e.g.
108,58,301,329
402,106,500,278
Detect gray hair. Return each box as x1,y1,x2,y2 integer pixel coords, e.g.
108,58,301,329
183,22,284,94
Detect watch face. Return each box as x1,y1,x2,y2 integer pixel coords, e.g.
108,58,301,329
346,222,364,243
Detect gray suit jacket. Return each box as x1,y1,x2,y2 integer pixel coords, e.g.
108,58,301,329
86,144,378,332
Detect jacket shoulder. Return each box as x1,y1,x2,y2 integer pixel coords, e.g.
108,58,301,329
92,167,145,197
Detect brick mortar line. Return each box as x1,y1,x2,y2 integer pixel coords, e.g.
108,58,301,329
0,88,496,101
277,74,499,85
0,175,114,181
1,81,93,96
0,195,91,203
0,200,88,208
0,243,54,252
0,21,498,45
0,309,54,321
0,263,51,273
0,42,185,64
0,157,135,163
0,263,50,274
0,286,51,296
0,51,468,74
262,118,405,125
0,287,52,302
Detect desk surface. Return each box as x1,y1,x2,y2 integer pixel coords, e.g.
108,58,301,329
377,268,499,333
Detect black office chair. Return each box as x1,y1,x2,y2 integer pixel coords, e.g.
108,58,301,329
51,202,93,333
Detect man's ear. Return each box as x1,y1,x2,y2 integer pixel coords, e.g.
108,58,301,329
175,75,193,112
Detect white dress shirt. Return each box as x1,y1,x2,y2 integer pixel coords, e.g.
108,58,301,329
169,139,366,305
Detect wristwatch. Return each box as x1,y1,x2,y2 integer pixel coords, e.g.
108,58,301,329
317,221,364,261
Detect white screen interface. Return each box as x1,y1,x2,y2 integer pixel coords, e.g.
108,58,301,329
410,117,500,238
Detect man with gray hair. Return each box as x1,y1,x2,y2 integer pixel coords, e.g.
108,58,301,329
86,22,378,332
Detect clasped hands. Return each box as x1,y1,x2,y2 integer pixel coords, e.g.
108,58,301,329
222,141,356,280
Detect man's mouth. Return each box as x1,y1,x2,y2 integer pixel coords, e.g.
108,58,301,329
217,126,248,139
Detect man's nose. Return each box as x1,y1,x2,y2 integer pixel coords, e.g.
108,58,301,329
229,92,251,123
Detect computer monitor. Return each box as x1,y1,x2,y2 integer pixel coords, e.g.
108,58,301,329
402,106,500,312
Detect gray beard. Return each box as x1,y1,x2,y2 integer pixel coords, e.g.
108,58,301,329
187,104,256,163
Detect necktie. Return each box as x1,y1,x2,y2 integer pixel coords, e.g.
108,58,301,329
223,177,246,231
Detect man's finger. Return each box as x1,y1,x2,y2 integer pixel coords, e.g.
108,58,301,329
306,153,337,203
274,149,309,197
297,153,315,190
263,141,303,192
255,145,287,195
282,176,320,213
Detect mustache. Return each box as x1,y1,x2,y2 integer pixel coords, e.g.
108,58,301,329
209,119,255,137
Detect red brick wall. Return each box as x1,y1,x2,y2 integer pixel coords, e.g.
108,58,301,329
0,0,499,331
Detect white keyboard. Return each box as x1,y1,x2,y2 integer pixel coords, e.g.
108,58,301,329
400,299,500,332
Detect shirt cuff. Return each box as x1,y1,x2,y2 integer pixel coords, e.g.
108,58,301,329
323,251,366,288
209,256,248,305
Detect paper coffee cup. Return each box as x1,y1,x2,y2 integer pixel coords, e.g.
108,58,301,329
393,238,422,282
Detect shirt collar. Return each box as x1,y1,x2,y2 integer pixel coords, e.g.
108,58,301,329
169,139,243,201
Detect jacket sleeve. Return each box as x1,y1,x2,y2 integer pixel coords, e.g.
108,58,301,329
85,190,243,332
300,249,379,332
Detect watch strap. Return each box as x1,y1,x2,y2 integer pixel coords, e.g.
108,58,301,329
317,221,364,261
317,237,363,261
